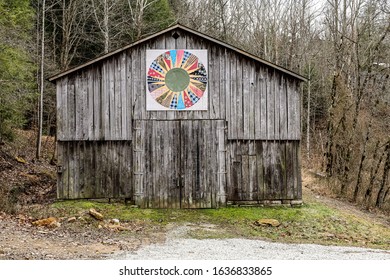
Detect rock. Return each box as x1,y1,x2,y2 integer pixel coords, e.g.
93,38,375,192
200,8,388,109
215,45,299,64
322,232,335,239
107,224,128,231
254,218,281,227
89,208,104,220
32,217,60,228
67,217,77,223
290,200,303,206
110,218,120,225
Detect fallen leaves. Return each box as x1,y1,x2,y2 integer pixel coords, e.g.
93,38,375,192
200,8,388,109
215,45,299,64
32,217,61,228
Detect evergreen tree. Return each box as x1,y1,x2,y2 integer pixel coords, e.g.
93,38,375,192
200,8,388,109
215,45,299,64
0,0,35,140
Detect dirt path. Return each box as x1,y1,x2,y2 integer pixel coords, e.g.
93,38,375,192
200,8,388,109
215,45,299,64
302,169,390,227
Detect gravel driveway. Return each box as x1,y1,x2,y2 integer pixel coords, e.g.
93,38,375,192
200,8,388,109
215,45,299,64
115,224,390,260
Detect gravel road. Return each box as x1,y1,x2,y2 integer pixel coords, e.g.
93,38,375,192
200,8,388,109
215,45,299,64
115,224,390,260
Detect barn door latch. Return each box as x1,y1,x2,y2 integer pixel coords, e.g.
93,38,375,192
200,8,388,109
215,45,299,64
174,175,184,189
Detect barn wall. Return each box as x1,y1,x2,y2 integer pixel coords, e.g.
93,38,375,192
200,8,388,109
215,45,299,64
226,140,301,203
56,30,301,142
57,141,132,199
133,119,226,208
55,28,302,205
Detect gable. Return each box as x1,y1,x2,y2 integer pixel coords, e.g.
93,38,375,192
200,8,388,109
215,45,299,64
48,24,307,83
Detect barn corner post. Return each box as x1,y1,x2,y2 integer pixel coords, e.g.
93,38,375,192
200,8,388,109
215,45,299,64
216,120,227,207
133,119,145,208
49,24,305,208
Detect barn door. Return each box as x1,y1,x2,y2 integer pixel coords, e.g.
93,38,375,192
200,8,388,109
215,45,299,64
134,120,226,208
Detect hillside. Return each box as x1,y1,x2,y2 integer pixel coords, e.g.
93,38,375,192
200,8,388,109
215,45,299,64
0,130,56,213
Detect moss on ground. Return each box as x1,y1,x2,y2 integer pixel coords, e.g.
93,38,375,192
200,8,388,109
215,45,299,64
50,199,390,250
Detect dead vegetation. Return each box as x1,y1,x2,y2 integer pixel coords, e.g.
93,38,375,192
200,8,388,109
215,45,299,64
0,130,56,213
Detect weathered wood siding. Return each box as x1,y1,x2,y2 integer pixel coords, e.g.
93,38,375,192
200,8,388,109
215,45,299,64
56,30,301,141
133,119,226,208
56,63,132,141
55,27,302,206
227,140,301,202
57,141,132,199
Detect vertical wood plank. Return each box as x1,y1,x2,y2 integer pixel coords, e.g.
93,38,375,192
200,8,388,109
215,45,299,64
243,60,250,139
279,141,287,200
248,62,256,139
249,154,257,200
93,68,102,140
254,67,261,139
209,45,218,119
74,76,81,140
120,53,128,139
57,142,64,198
229,54,237,139
286,141,294,199
267,70,275,140
140,44,147,120
217,48,227,120
132,47,141,120
87,71,94,140
279,76,288,140
108,59,116,139
256,141,264,200
295,141,302,199
236,58,243,139
114,56,122,139
133,120,144,207
56,79,63,140
181,120,191,208
209,120,217,207
241,154,249,200
295,81,301,140
102,62,109,139
67,78,76,140
65,141,70,198
274,73,280,140
153,121,160,207
125,50,133,139
260,67,268,139
217,120,226,206
78,141,85,198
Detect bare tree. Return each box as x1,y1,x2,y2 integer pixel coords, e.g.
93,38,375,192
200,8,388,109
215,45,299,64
36,0,46,159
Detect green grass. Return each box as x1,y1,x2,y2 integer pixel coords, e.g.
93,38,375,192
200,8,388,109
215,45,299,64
48,199,390,250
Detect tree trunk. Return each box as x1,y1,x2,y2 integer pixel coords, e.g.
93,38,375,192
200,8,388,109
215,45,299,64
36,0,45,160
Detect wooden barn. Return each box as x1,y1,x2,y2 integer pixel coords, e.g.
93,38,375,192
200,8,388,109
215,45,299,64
49,24,306,208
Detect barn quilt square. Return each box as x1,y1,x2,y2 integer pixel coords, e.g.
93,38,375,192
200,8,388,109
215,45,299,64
146,49,208,111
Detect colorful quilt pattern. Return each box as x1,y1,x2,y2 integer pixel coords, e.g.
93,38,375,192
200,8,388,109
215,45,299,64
147,50,207,110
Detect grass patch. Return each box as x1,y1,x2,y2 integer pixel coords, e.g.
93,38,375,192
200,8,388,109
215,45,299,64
48,199,390,250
